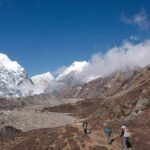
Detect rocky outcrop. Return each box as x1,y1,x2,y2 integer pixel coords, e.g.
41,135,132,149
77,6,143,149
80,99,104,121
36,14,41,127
0,126,22,136
0,98,26,110
126,96,150,120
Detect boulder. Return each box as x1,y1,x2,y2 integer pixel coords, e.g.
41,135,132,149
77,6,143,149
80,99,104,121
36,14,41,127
0,125,22,136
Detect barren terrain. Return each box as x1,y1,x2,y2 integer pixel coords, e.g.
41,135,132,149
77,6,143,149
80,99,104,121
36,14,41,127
0,104,79,131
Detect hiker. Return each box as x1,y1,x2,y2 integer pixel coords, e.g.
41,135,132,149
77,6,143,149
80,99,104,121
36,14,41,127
120,126,132,150
82,120,88,135
103,123,113,145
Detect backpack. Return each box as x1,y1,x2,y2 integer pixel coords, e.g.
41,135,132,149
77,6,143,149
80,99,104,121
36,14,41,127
124,130,131,138
83,122,88,128
104,127,112,135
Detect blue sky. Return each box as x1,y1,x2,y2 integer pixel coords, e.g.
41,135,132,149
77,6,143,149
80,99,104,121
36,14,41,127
0,0,150,76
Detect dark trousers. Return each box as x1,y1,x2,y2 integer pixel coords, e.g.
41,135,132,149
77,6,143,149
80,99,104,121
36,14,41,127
105,134,112,144
84,128,87,134
121,137,132,150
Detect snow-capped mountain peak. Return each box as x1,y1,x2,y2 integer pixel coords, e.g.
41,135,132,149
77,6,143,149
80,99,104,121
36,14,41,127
31,72,54,94
0,53,33,97
56,61,89,80
0,53,23,72
32,72,54,83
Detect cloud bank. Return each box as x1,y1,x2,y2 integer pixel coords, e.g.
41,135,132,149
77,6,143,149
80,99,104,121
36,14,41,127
79,39,150,81
32,39,150,94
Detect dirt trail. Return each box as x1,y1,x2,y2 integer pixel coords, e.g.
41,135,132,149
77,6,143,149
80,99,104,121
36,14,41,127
0,120,124,150
70,122,121,150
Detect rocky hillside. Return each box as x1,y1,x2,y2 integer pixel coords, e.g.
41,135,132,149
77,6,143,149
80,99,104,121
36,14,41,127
0,124,121,150
42,65,150,150
0,97,26,110
59,66,150,99
0,91,149,149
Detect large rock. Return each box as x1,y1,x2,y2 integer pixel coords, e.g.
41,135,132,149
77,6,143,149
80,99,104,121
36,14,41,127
0,125,22,136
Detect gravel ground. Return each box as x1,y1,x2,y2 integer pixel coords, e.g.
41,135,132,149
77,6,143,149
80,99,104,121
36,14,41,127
0,105,78,131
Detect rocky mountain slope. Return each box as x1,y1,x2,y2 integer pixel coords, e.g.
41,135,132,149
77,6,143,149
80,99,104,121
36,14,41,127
59,66,149,99
41,65,150,149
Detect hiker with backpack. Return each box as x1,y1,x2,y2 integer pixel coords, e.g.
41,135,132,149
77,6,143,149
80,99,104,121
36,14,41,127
103,123,113,145
82,120,88,135
120,126,132,150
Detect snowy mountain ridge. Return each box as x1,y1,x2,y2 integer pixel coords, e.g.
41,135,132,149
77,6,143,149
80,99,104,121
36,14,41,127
31,72,54,94
0,53,33,97
31,61,89,94
32,72,54,82
0,53,91,96
0,53,24,72
56,61,89,80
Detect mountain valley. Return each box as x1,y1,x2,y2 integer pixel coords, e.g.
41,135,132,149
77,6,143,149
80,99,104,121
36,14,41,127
0,53,150,150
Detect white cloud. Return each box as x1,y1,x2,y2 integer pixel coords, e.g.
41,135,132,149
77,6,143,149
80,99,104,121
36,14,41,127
79,39,150,81
129,35,138,41
53,39,150,83
121,9,150,30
